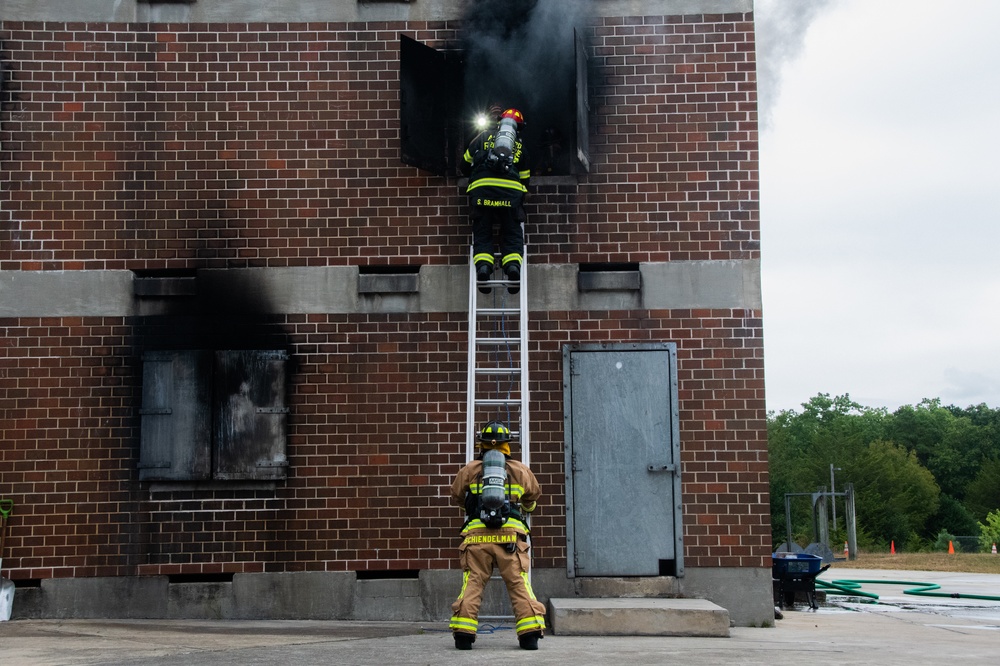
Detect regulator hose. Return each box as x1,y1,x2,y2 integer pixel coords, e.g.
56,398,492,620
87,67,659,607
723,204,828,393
816,578,1000,602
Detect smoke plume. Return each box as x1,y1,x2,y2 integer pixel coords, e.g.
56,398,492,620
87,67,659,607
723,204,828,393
755,0,839,128
461,0,594,141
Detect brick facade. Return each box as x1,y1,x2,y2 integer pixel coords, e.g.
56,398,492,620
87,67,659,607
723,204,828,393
0,12,767,587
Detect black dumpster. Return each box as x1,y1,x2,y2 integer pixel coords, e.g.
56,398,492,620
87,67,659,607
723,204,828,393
772,553,830,610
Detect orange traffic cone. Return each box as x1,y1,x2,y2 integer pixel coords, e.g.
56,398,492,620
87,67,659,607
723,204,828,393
843,541,849,557
992,543,997,555
948,540,955,554
890,540,895,554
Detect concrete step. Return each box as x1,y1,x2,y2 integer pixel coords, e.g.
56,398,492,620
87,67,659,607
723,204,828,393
548,598,730,637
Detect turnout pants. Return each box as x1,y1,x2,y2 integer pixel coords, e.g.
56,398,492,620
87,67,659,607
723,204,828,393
470,202,525,268
449,538,546,637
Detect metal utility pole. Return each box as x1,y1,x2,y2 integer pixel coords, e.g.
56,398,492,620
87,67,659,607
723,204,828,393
830,464,841,531
845,483,857,560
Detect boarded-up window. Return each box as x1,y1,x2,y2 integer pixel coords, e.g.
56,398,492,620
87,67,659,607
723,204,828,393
139,351,213,481
139,350,288,482
213,350,289,481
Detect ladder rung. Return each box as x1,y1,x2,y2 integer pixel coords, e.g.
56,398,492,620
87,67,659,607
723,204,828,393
481,575,516,620
467,248,529,466
477,307,520,315
474,398,521,406
474,283,520,290
475,337,520,345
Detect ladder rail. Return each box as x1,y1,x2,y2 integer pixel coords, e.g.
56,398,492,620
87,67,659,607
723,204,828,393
463,244,533,617
465,247,479,462
519,250,529,468
465,247,530,467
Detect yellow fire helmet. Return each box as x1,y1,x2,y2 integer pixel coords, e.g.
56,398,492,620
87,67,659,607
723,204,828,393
479,420,511,455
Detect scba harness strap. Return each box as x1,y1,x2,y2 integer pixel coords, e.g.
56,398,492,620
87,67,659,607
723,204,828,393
474,128,522,176
461,459,526,533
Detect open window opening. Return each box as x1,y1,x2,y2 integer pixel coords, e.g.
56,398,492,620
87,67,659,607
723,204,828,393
400,22,590,178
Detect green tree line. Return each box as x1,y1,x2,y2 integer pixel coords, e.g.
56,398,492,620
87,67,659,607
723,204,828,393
768,394,1000,552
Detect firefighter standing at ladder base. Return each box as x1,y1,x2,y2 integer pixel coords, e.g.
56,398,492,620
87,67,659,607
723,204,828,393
463,108,530,295
449,421,546,650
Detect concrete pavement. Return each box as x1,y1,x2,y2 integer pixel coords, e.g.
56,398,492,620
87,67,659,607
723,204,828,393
1,568,997,666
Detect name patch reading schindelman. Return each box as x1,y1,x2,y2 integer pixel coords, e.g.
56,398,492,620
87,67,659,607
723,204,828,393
463,534,517,544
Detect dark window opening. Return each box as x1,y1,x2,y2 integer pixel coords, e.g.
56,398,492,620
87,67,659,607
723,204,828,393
356,569,421,580
659,559,678,577
168,573,235,584
358,264,421,294
132,269,198,279
358,264,420,275
133,269,198,298
579,263,640,273
399,28,590,178
139,350,289,482
12,579,42,589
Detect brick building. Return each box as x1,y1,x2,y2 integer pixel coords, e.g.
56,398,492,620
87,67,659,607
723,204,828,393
0,0,770,624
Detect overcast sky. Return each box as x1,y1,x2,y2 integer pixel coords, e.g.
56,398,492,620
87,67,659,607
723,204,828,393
755,0,1000,414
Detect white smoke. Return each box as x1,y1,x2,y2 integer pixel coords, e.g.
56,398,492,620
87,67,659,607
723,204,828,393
461,0,593,121
755,0,840,128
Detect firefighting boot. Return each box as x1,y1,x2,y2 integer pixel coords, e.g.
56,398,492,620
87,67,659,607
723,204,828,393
504,262,520,295
518,631,541,650
454,632,476,650
476,262,493,294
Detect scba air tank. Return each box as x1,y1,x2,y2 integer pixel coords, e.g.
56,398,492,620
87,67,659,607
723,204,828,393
479,448,509,528
486,117,518,173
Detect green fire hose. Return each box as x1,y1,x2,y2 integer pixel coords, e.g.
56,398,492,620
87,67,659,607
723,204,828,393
817,577,1000,602
0,499,12,567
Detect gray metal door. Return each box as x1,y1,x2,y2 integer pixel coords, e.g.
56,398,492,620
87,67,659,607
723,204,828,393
563,343,683,577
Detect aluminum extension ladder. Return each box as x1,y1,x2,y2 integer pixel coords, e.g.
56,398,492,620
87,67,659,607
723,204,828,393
464,247,531,623
465,248,530,467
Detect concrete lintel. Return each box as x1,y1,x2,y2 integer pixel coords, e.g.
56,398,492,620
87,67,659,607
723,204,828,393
641,259,762,310
0,260,761,317
592,0,753,17
1,0,753,23
196,266,359,314
0,270,136,318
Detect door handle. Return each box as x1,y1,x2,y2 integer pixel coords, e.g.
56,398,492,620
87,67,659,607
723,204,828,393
646,464,676,473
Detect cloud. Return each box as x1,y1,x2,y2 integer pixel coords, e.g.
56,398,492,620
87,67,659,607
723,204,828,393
758,1,1000,412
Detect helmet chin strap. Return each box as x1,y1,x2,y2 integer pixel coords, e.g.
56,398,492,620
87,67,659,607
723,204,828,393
480,441,511,456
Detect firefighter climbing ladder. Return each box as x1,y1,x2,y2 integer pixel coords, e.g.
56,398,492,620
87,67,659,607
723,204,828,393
465,249,530,466
465,247,531,623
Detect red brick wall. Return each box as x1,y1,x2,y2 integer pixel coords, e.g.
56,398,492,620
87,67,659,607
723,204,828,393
0,14,766,579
